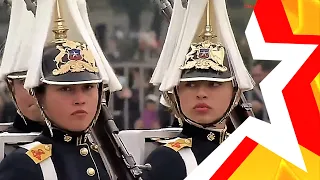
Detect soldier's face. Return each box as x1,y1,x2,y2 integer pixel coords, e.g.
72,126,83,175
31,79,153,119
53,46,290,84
11,79,42,122
252,64,268,85
41,83,99,132
177,81,234,124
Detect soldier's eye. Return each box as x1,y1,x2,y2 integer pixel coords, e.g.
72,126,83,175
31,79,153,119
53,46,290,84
185,82,196,87
208,82,222,87
85,85,93,89
17,79,25,84
59,86,71,92
83,84,97,91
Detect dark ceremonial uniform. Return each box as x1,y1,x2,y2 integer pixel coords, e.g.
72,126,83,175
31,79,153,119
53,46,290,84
2,115,43,133
142,122,229,180
1,115,43,156
171,118,181,128
0,128,110,180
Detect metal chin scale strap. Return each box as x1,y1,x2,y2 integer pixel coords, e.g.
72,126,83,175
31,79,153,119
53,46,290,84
29,88,54,137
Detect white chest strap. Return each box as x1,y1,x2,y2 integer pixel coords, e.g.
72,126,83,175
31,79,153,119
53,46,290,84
178,148,198,176
20,142,58,180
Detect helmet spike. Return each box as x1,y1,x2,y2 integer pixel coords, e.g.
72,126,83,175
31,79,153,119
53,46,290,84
200,0,217,41
52,0,68,43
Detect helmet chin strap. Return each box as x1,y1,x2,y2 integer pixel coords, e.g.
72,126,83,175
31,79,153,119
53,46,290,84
29,83,104,137
5,78,28,125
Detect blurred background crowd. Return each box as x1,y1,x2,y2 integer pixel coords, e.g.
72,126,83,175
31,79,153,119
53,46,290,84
0,0,279,130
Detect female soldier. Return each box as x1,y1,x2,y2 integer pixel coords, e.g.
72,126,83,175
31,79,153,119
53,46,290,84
143,0,255,179
0,0,42,133
0,0,122,179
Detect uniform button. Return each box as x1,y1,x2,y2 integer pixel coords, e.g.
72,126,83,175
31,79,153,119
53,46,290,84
184,139,191,144
80,148,88,156
87,168,95,176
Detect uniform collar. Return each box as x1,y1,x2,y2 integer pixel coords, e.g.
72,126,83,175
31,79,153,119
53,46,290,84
12,114,43,133
42,127,88,145
181,121,229,144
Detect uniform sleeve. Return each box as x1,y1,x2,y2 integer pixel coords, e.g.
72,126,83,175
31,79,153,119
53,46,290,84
0,149,43,180
142,146,187,180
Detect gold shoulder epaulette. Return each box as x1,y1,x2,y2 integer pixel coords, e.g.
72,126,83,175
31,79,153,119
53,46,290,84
25,144,52,164
164,138,192,152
